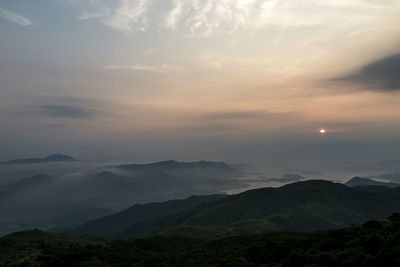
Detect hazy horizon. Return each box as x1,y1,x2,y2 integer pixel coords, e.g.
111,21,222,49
2,0,400,168
2,2,400,262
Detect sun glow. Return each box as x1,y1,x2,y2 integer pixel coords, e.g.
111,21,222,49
319,129,326,134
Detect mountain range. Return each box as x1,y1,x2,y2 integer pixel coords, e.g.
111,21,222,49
1,154,76,165
72,180,400,239
115,160,236,172
3,179,400,266
0,160,244,236
3,173,400,265
3,159,400,241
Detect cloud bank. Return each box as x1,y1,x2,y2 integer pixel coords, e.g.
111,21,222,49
40,105,93,119
337,53,400,92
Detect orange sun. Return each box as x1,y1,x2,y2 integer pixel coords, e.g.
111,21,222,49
319,129,326,134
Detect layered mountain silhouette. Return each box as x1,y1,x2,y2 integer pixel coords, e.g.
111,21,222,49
73,180,400,239
0,160,244,236
345,176,400,188
0,174,54,193
1,154,76,165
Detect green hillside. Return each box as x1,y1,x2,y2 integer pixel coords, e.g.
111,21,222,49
74,180,400,239
74,194,225,238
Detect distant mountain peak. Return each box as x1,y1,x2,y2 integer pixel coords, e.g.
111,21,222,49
2,154,76,165
345,176,400,188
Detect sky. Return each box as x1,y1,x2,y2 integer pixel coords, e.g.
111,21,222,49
1,0,400,167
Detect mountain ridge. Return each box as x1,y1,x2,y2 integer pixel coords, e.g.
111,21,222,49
73,180,400,239
72,194,225,238
113,160,240,175
0,174,54,193
1,154,76,165
345,176,400,188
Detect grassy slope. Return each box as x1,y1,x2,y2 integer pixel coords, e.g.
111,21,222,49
119,181,400,238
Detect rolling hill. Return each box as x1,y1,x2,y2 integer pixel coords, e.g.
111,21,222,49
74,180,400,239
73,194,225,238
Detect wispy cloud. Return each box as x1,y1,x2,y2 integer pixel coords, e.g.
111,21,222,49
75,0,151,34
103,0,150,33
204,111,266,121
200,110,293,122
104,64,184,73
71,0,394,36
78,12,104,20
0,7,32,26
165,0,183,30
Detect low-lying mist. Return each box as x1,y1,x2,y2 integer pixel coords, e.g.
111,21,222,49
0,155,399,237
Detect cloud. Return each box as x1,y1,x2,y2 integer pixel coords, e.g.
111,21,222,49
40,105,93,119
247,173,306,183
72,0,390,36
104,64,184,73
373,172,400,183
0,7,32,26
165,0,183,30
336,53,400,92
74,0,151,34
267,173,306,183
78,13,104,20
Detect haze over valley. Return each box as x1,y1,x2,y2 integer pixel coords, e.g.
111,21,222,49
1,0,400,265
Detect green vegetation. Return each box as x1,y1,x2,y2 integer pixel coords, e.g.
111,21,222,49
2,214,400,266
75,180,400,238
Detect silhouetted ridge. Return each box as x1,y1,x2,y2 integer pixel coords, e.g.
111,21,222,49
2,154,76,164
73,180,400,239
345,176,400,188
115,160,238,173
